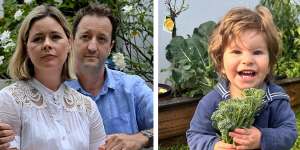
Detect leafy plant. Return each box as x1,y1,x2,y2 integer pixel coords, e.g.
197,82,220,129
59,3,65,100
291,108,300,150
159,144,189,150
260,0,300,78
112,0,153,82
211,88,265,144
0,0,153,82
164,21,218,97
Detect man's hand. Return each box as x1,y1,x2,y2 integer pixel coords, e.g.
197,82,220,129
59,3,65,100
229,126,261,150
0,123,15,150
100,133,148,150
214,140,236,150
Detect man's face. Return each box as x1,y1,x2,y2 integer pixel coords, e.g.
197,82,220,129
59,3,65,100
74,15,114,71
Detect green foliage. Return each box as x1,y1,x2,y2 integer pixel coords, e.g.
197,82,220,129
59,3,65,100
260,0,300,78
159,145,189,150
113,0,153,82
0,0,35,77
291,108,300,150
211,88,265,144
164,21,218,97
0,0,153,82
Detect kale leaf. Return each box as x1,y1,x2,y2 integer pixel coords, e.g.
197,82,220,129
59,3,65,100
211,88,265,144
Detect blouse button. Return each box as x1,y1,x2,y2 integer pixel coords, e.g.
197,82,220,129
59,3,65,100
53,95,59,105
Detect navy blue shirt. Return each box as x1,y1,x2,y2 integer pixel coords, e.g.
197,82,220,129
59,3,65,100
66,68,153,134
187,80,297,150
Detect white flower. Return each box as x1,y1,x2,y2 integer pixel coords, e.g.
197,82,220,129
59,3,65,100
112,52,126,70
24,0,33,4
0,31,10,42
122,5,133,13
14,9,23,21
0,56,4,65
2,41,15,51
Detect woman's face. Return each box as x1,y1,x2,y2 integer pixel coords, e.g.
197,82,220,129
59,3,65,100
26,16,70,75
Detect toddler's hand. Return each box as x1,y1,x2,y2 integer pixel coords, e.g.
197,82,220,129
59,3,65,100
98,144,105,150
229,126,261,150
214,140,236,150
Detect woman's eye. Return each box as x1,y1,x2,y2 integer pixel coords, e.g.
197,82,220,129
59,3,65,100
32,37,43,43
52,35,62,40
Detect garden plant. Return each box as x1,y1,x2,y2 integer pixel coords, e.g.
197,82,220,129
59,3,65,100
0,0,153,82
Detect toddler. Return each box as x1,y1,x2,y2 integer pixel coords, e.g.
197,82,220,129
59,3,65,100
186,5,297,150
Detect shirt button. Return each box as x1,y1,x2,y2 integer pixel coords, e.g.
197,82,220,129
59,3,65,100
62,136,65,140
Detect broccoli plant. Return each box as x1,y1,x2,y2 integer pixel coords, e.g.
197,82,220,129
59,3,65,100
211,88,265,144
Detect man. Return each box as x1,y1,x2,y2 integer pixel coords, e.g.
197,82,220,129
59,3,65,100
0,124,14,149
0,3,153,150
68,3,153,150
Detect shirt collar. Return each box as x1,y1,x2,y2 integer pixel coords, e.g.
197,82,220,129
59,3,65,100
214,79,289,102
104,66,116,90
65,79,81,91
30,78,65,97
214,79,231,100
65,66,116,95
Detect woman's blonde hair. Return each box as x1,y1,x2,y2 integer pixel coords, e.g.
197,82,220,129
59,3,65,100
208,5,281,80
9,4,76,81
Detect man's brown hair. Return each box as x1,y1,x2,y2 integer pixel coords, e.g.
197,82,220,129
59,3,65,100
72,3,118,41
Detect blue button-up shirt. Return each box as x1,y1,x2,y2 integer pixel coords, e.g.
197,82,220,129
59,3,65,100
65,68,153,134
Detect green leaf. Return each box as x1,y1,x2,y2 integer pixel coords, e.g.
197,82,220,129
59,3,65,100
164,21,218,97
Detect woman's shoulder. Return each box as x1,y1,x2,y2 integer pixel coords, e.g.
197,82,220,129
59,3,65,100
63,86,95,113
1,80,28,93
1,80,33,102
0,81,38,111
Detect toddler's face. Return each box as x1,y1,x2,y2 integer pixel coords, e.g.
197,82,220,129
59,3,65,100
222,30,270,97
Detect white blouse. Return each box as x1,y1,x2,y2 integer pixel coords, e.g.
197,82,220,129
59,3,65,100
0,79,106,150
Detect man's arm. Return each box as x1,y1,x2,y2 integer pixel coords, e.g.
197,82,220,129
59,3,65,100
133,76,153,130
100,76,153,150
0,123,15,150
102,129,152,150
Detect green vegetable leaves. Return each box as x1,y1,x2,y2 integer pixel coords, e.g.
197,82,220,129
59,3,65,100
211,88,265,144
164,21,218,97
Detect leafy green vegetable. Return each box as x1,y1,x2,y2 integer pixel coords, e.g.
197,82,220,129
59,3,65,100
211,88,265,144
164,21,218,97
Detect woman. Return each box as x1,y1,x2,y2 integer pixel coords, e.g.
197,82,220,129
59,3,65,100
0,5,106,150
